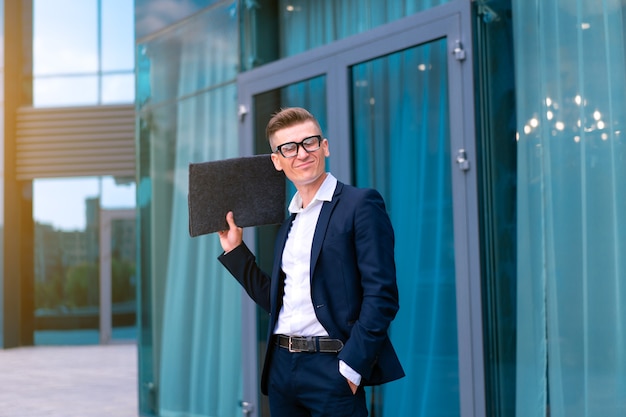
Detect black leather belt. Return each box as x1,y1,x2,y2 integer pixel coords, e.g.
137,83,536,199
275,335,344,353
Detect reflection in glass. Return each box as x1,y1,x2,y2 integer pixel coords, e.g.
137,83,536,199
514,2,626,416
33,176,136,345
33,0,98,75
34,76,99,108
136,4,241,415
137,1,238,106
102,73,136,104
101,0,135,71
277,0,450,59
33,0,135,106
108,211,137,342
134,0,221,39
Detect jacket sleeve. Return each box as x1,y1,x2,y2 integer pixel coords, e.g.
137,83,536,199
337,188,400,381
218,243,272,313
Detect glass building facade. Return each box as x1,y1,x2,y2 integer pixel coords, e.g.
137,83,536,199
2,0,625,417
33,0,134,107
3,0,136,348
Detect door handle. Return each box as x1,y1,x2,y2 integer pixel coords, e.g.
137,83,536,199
240,400,254,416
456,149,470,171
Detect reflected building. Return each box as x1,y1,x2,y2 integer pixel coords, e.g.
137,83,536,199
33,195,135,312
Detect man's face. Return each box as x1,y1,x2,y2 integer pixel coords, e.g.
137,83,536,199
270,120,330,189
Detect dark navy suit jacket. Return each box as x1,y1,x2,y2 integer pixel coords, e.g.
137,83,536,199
218,181,405,395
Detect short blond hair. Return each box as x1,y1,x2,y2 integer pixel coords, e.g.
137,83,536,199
265,107,322,147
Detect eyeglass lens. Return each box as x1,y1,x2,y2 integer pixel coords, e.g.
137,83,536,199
277,135,321,157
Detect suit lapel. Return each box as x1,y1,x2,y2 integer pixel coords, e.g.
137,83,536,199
310,182,343,275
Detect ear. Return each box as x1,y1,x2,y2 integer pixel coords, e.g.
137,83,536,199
270,152,284,171
322,138,330,157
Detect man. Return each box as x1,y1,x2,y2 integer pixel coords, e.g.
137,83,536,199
217,107,404,417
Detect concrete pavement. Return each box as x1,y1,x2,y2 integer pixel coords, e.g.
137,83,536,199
0,344,138,417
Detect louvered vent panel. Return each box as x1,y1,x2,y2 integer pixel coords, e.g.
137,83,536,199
15,104,135,180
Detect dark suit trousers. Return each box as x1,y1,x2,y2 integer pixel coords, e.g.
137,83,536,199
267,344,368,417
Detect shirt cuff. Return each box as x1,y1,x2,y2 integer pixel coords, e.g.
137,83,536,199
339,360,362,386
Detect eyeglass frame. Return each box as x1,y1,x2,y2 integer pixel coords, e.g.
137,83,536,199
273,135,323,158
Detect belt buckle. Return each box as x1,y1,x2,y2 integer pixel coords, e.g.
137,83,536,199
288,336,314,353
288,337,299,352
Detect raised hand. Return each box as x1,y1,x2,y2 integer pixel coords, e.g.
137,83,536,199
217,211,243,253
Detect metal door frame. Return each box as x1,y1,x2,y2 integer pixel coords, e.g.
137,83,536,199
236,2,484,416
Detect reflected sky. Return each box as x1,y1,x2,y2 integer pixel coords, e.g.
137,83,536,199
34,0,134,74
33,0,135,106
29,1,137,231
34,177,135,231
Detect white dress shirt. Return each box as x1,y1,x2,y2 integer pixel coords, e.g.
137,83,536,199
273,173,336,336
273,173,362,387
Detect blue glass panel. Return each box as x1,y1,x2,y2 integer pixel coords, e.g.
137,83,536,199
136,2,238,107
514,1,626,416
135,0,224,39
352,39,459,417
474,3,518,416
143,85,242,417
136,2,242,409
278,0,450,58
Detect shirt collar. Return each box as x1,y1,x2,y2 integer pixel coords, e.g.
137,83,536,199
288,173,337,214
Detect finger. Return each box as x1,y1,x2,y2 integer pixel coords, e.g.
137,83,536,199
346,379,358,394
225,211,238,230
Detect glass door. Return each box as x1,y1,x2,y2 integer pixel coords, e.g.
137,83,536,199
351,38,458,416
251,76,328,417
237,3,483,417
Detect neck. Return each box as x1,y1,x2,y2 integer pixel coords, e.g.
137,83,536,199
297,172,328,208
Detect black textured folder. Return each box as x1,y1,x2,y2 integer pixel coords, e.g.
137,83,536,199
188,154,286,237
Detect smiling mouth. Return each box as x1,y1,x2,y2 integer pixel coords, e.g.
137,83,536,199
295,159,314,169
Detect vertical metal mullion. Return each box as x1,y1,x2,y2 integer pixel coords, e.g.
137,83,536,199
100,209,112,344
237,77,259,416
97,0,103,104
326,65,352,184
447,3,486,417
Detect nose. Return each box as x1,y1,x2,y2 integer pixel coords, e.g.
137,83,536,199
296,143,310,158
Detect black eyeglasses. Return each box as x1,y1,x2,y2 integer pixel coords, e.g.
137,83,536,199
273,135,322,158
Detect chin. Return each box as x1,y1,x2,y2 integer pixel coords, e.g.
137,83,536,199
294,172,325,186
